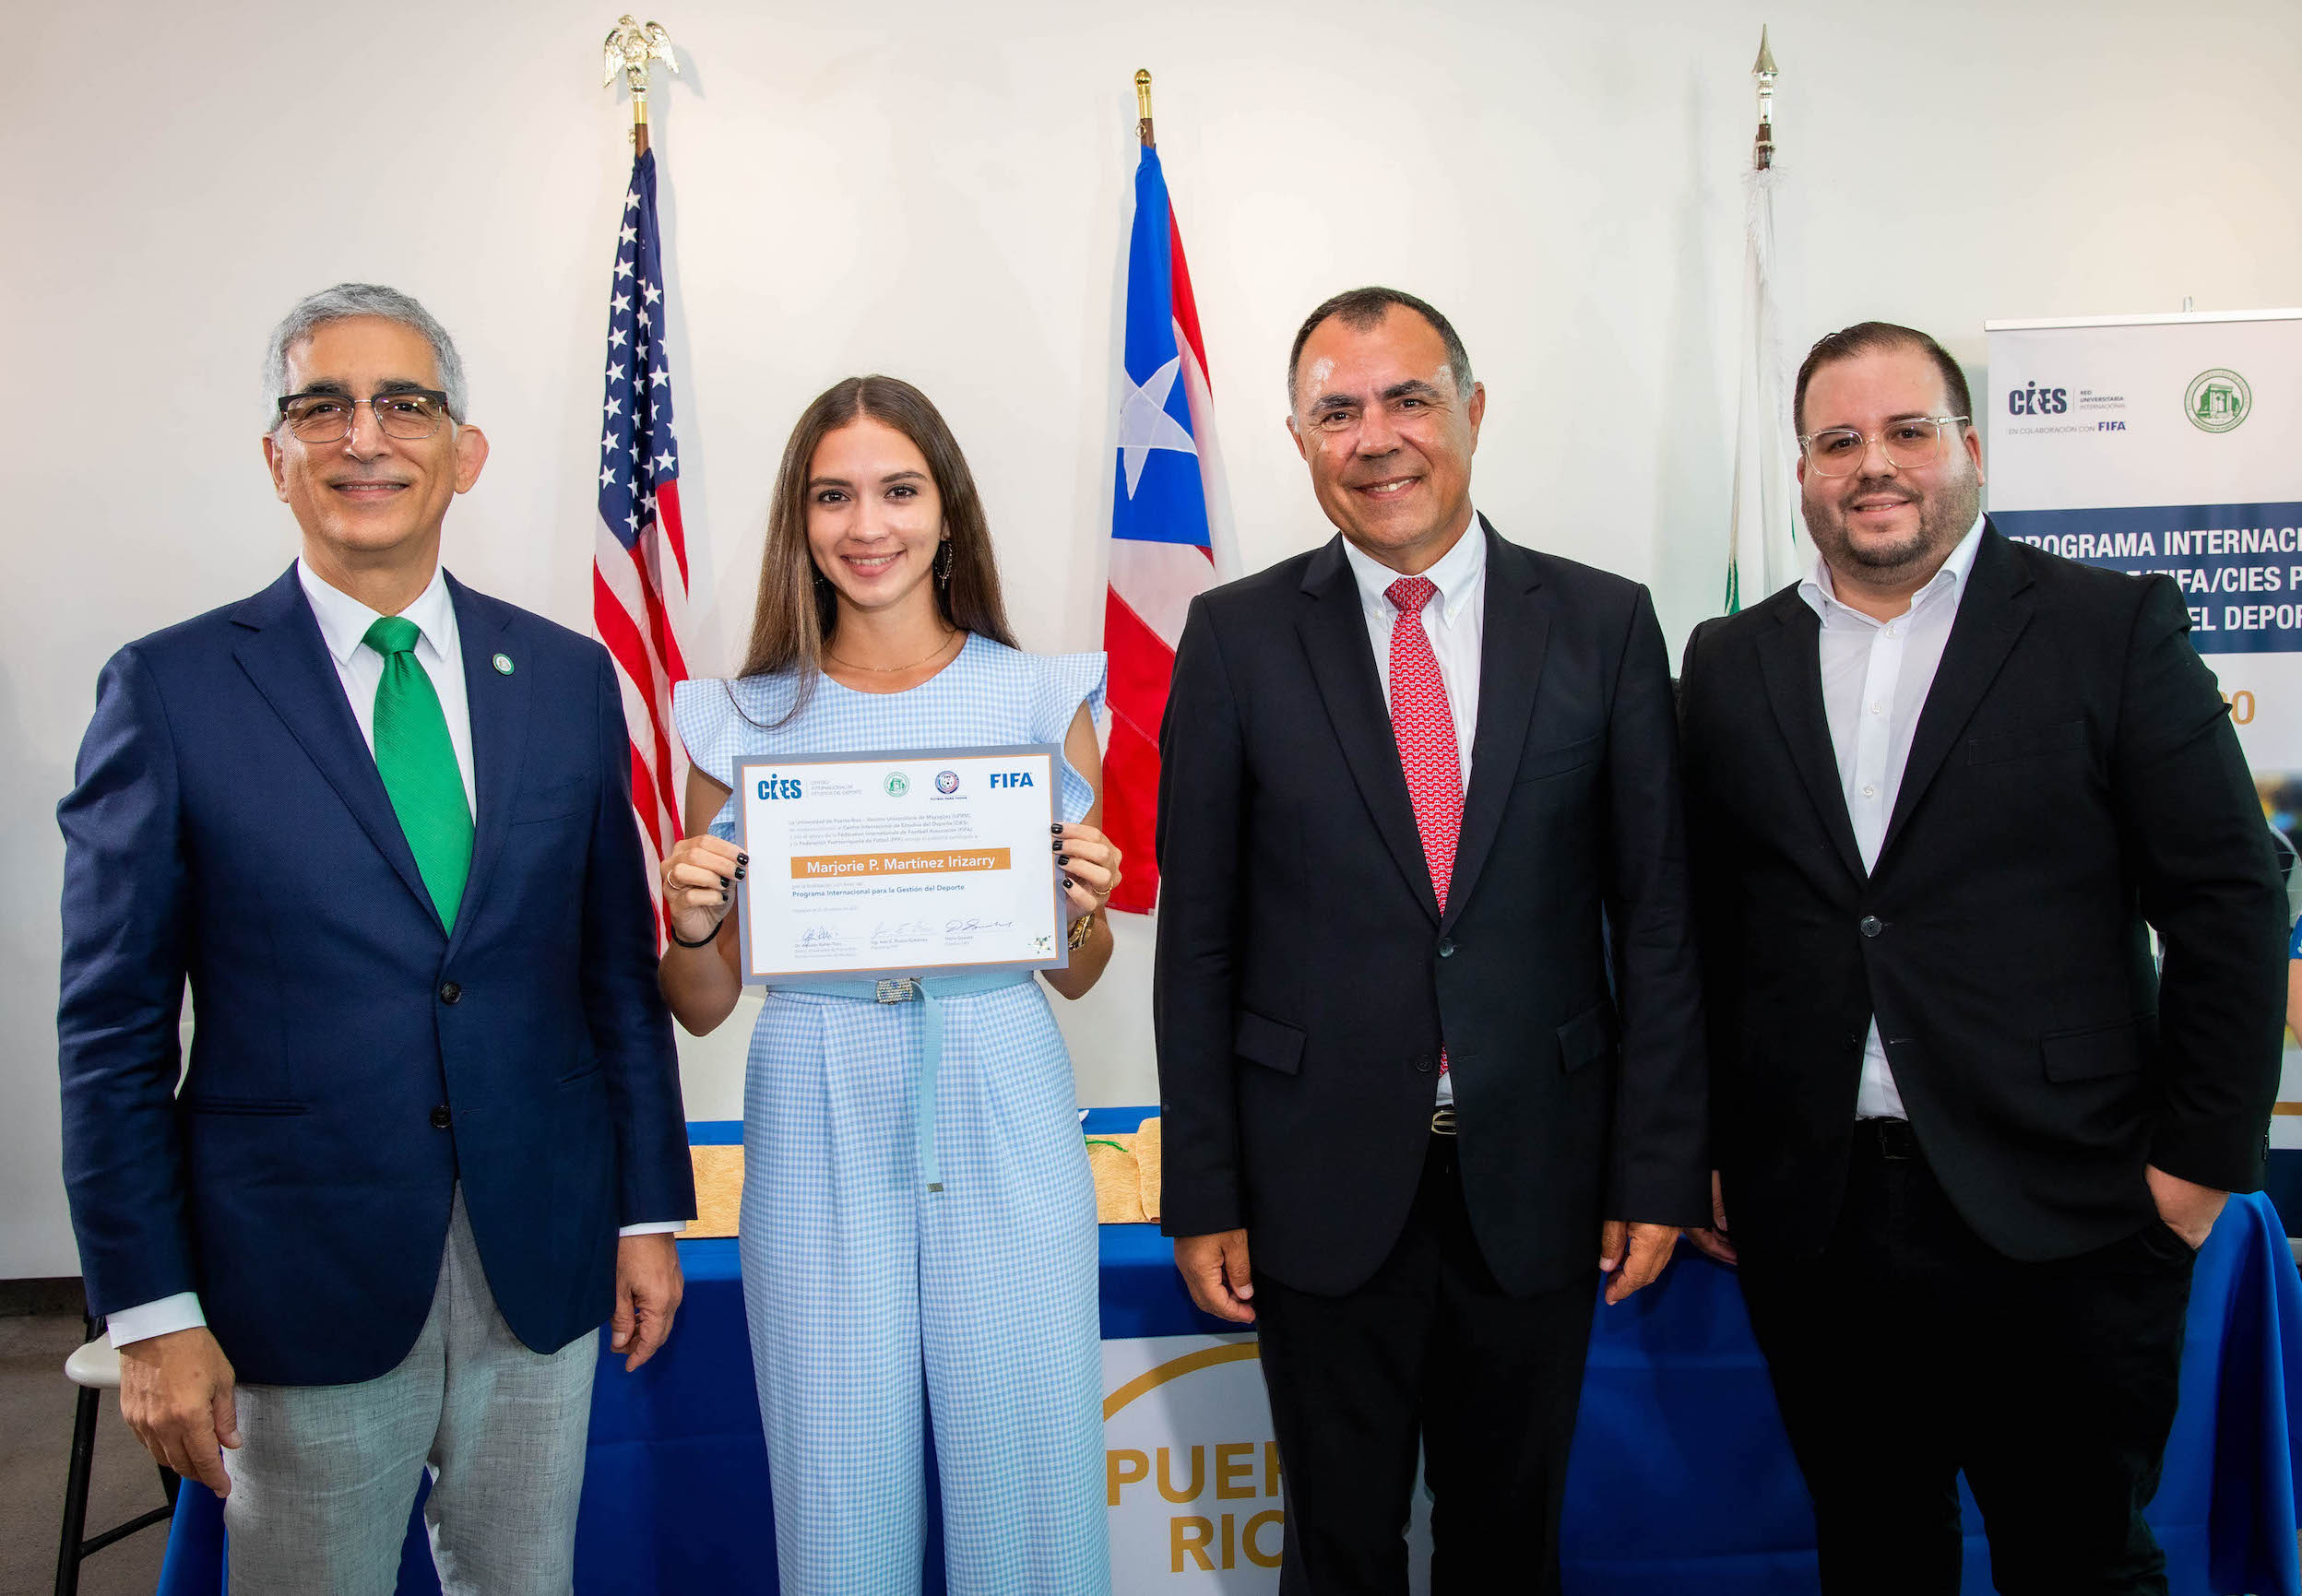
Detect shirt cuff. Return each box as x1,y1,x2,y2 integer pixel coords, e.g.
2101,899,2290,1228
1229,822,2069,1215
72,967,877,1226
107,1292,207,1349
617,1221,685,1236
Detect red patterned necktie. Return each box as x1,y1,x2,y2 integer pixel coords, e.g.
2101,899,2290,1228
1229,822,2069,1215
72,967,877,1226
1387,576,1462,1083
1385,576,1464,908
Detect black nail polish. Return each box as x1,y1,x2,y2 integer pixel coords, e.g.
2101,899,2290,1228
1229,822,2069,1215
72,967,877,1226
1056,854,1071,866
738,853,750,865
1050,823,1063,834
734,867,747,880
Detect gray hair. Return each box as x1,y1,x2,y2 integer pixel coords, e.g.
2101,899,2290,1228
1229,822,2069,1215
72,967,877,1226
1287,286,1475,412
262,283,469,428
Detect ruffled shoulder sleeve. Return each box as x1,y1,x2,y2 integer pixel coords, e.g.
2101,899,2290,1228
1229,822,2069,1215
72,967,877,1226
1030,651,1108,824
673,675,797,840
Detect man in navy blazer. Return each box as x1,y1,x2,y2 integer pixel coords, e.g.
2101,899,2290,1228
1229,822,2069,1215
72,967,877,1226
56,283,695,1594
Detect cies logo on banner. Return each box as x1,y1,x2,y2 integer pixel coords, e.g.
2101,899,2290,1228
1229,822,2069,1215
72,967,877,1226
2188,369,2252,433
2008,381,2070,416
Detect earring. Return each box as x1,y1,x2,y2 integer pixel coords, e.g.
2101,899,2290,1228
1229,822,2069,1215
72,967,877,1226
934,539,953,588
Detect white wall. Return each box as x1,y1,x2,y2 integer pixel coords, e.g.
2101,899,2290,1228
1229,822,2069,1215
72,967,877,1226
3,0,2297,1278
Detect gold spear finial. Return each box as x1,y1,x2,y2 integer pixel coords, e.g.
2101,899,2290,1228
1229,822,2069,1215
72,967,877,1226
1135,69,1155,148
1751,26,1778,171
604,16,679,152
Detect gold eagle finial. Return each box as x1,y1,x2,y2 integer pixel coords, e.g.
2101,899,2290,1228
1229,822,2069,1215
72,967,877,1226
603,16,679,92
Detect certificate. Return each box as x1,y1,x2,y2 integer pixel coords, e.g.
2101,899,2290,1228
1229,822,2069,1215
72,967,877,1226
733,745,1068,983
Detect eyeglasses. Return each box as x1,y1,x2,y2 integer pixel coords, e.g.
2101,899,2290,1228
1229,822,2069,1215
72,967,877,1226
276,388,453,443
1798,416,1969,478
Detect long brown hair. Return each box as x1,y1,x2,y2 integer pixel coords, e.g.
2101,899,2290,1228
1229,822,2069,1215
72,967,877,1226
736,375,1018,724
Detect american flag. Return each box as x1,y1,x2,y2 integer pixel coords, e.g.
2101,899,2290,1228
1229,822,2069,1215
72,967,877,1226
594,147,693,935
1105,142,1230,914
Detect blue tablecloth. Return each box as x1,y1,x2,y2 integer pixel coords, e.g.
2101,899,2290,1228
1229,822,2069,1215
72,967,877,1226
157,1115,2302,1594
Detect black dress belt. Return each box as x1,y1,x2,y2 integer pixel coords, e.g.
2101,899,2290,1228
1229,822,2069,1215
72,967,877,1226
1858,1117,1919,1162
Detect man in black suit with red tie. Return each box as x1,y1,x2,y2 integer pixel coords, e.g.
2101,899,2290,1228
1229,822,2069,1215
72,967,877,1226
1679,321,2286,1593
1153,287,1709,1592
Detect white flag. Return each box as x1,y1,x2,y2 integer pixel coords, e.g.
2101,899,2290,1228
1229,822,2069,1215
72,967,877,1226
1726,166,1800,612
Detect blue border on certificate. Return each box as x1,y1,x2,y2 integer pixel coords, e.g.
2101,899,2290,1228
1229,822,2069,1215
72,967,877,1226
733,743,1068,984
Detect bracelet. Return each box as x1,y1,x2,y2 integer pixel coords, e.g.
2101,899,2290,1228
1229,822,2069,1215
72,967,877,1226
669,921,721,950
1067,910,1098,952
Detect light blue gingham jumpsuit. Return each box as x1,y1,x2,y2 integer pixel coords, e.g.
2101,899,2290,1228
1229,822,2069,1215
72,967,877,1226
673,637,1109,1595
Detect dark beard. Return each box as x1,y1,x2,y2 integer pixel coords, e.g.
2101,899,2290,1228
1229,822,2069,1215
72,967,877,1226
1805,469,1981,578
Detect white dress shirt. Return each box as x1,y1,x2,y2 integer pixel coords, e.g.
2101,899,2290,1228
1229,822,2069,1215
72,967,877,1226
108,562,676,1350
1797,515,1986,1121
299,559,477,816
1340,511,1486,1106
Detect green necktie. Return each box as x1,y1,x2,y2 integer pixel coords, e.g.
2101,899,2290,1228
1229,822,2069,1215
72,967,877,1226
363,616,473,932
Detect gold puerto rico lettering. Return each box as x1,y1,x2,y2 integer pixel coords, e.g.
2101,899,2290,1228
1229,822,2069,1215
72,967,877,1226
1106,1443,1286,1572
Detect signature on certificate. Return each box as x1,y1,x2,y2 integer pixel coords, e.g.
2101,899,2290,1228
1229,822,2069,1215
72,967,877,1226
943,917,1015,939
870,919,934,950
800,927,839,948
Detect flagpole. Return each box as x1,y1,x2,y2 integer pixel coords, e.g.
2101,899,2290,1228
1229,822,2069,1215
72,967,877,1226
1726,25,1797,613
604,14,681,157
1135,69,1155,149
597,14,694,942
1752,26,1777,171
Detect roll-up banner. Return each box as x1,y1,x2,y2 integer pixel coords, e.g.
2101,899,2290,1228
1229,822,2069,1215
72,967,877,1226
1986,309,2302,1215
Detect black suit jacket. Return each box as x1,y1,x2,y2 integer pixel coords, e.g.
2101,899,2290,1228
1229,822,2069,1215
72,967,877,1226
1679,526,2285,1264
1153,519,1709,1298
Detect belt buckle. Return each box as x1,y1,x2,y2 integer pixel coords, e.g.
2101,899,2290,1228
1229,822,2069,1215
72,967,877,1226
1430,1105,1458,1137
873,977,918,1004
1872,1117,1915,1162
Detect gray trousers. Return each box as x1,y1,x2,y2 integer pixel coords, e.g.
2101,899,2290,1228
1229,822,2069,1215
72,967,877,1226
222,1187,598,1595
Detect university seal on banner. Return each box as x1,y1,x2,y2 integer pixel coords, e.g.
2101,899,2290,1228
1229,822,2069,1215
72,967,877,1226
2186,369,2251,433
884,771,911,798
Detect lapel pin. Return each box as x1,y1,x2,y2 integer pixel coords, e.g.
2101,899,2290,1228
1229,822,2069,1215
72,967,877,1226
492,653,515,676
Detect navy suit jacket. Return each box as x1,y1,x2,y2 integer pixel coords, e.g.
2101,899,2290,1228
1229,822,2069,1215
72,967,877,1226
57,563,695,1386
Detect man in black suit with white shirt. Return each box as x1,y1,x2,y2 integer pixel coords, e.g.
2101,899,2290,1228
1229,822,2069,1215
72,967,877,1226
1679,321,2285,1593
1154,287,1709,1592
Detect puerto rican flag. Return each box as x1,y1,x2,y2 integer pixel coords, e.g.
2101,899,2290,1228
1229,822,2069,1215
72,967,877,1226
1105,143,1230,915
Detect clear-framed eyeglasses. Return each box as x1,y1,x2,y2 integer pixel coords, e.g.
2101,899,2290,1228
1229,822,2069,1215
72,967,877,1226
276,388,453,444
1798,416,1969,478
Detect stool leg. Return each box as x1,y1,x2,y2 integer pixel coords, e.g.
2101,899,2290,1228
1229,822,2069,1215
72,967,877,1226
53,1381,101,1596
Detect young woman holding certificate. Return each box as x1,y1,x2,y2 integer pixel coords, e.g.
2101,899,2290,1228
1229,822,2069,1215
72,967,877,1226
658,375,1120,1594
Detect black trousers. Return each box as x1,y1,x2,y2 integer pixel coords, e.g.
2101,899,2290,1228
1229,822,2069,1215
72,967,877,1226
1738,1118,2196,1596
1253,1132,1596,1596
